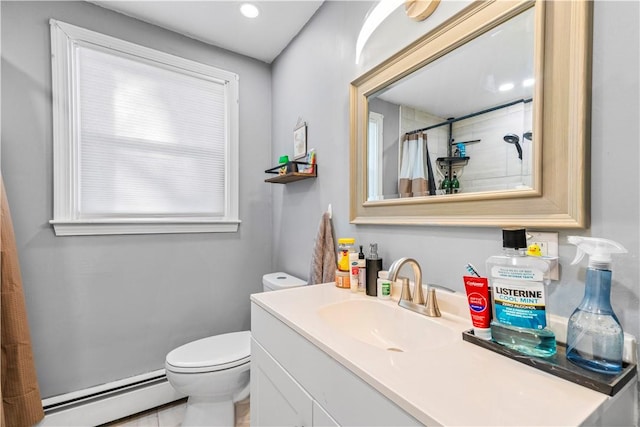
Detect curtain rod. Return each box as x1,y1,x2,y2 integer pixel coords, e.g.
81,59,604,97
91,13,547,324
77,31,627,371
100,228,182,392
406,97,533,135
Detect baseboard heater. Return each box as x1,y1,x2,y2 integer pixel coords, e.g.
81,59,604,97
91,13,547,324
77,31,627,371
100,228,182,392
37,369,185,426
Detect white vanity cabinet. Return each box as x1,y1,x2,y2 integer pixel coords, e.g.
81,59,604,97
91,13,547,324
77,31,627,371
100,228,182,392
250,339,313,426
251,339,339,427
250,284,637,426
250,302,422,427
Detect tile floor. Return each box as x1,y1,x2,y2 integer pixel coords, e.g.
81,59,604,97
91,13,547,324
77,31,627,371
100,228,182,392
103,398,250,427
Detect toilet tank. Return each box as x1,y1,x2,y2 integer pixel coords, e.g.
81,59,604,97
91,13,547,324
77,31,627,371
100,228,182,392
262,272,307,292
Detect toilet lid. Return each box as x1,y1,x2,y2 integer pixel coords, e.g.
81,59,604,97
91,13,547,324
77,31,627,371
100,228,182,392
166,331,251,373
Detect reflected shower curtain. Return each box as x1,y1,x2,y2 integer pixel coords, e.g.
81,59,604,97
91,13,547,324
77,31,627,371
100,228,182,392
1,177,44,426
398,132,435,197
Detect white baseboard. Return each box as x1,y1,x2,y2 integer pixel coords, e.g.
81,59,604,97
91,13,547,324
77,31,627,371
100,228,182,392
37,371,185,427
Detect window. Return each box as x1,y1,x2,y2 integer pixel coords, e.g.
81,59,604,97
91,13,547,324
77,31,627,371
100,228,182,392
49,20,240,236
368,112,384,201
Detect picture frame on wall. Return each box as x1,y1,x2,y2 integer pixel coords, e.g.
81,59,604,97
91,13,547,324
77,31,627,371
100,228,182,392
293,123,307,159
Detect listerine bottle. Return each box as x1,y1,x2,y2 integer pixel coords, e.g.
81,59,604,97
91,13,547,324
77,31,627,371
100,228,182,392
566,236,627,374
487,228,556,357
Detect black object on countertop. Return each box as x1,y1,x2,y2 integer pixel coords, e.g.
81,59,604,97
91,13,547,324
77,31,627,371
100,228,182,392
462,329,637,396
366,243,382,297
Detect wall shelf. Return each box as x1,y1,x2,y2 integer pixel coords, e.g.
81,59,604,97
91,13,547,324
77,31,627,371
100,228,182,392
436,156,469,166
265,171,317,184
264,162,317,184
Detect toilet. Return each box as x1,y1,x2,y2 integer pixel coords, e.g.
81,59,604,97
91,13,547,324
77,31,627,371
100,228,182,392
165,272,307,426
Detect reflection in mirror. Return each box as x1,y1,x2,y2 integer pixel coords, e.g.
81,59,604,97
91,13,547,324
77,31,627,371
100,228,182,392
351,0,591,228
367,7,534,201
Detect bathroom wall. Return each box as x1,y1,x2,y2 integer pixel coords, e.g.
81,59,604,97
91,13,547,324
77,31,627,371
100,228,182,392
449,102,534,191
1,1,272,398
271,0,639,369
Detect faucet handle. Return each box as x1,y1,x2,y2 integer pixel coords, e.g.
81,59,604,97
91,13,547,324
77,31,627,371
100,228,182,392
424,288,441,317
412,281,425,305
399,277,412,301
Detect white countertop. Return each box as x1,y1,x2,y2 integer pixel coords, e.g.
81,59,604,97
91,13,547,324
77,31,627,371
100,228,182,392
251,283,613,426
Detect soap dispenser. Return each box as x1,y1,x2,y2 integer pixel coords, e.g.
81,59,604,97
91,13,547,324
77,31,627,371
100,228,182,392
566,236,627,374
366,243,382,296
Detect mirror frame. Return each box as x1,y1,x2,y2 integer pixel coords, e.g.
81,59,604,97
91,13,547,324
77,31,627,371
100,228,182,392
350,0,592,228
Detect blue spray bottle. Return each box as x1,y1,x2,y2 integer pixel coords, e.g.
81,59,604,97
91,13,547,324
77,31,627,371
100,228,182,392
566,236,627,374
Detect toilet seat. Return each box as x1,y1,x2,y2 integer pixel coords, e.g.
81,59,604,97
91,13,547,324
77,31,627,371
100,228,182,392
165,331,251,374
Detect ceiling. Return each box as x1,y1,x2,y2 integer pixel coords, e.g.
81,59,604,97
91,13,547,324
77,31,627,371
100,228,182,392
377,7,535,119
89,1,325,63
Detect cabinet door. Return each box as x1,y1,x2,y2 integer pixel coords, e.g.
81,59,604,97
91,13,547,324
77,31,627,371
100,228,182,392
251,339,313,427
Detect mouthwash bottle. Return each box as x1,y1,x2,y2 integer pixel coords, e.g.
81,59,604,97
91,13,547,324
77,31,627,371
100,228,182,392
566,236,627,374
487,228,556,357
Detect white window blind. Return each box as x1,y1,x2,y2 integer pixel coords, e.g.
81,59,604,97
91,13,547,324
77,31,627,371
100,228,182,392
50,20,240,235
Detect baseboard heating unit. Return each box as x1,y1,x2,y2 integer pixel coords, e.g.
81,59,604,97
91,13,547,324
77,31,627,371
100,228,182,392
36,369,185,426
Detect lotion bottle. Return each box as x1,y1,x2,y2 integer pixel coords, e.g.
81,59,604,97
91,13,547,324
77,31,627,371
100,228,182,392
357,245,366,292
349,251,359,293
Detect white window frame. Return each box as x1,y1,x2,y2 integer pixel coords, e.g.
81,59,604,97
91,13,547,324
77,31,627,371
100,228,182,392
49,19,240,236
368,111,384,201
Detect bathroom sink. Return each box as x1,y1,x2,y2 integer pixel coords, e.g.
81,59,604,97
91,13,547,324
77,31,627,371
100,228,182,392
316,299,457,353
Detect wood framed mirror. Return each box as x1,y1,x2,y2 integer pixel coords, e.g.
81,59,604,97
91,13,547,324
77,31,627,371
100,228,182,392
350,0,592,228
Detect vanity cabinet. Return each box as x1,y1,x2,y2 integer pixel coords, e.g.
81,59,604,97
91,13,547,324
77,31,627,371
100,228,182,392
251,340,339,426
251,339,314,426
250,303,422,427
251,284,638,426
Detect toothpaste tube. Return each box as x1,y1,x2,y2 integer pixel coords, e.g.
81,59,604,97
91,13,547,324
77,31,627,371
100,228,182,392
463,275,492,340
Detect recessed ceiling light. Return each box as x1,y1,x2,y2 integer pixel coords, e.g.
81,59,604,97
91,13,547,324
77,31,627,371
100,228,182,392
522,78,535,87
240,3,260,19
499,82,515,92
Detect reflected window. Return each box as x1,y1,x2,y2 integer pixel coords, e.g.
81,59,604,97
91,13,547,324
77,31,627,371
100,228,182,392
368,112,384,201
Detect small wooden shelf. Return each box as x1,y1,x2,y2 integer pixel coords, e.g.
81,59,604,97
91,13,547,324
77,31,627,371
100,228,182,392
265,171,317,184
265,162,317,184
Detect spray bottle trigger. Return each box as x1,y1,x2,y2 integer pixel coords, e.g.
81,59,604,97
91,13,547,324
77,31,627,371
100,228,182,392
570,248,586,265
568,235,628,266
568,236,586,265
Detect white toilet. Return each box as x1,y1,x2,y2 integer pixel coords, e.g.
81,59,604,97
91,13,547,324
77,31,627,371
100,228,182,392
165,272,307,426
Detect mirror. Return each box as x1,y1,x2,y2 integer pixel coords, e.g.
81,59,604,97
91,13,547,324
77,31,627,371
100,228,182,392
350,0,592,228
369,7,535,200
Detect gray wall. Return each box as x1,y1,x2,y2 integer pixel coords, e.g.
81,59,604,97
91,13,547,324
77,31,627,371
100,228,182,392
272,0,639,369
1,2,272,398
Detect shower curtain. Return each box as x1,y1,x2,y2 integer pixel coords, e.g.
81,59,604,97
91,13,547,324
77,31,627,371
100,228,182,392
1,178,44,426
398,132,435,197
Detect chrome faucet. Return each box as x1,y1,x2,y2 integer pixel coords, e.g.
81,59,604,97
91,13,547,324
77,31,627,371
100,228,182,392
387,257,441,317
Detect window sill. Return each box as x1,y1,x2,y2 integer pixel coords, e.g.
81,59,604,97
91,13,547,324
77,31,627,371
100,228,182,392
50,219,241,236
